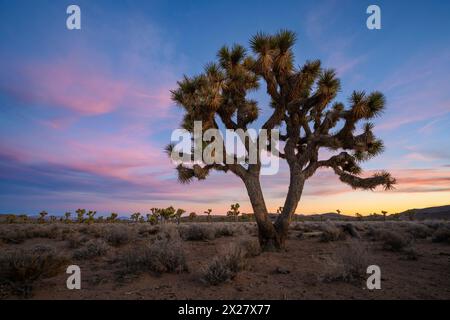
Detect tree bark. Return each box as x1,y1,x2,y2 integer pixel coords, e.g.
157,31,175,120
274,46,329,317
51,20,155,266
244,172,305,251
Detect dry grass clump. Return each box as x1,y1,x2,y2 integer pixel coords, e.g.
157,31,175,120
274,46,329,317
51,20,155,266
73,239,110,260
179,224,215,241
201,244,247,285
214,224,238,238
0,245,69,298
320,223,346,242
432,225,450,244
404,223,433,239
381,230,412,252
118,238,188,276
320,241,371,283
103,225,132,246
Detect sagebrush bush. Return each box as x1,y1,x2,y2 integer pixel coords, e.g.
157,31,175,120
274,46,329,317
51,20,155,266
214,224,237,237
118,238,188,276
0,245,69,298
381,231,411,252
321,241,371,283
201,244,247,285
179,224,215,241
104,226,132,246
320,223,345,242
73,239,110,260
432,225,450,244
405,223,433,239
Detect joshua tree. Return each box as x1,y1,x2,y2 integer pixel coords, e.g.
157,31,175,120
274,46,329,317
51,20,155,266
160,206,176,223
64,212,72,223
97,216,104,223
355,212,363,221
175,208,186,224
49,215,57,223
167,30,395,250
336,209,341,215
204,209,213,222
38,211,48,224
227,203,241,222
86,210,97,224
189,211,197,221
276,206,284,214
131,212,141,223
381,210,388,221
76,209,86,223
107,212,118,223
18,214,28,223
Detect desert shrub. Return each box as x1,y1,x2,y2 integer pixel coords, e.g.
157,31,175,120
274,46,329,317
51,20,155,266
320,223,346,242
340,223,361,239
238,238,261,257
215,224,237,237
0,229,27,244
405,223,433,239
201,244,247,285
73,239,110,260
381,231,411,251
321,241,371,283
432,225,450,244
179,224,215,241
118,238,187,276
66,233,86,249
0,245,69,298
138,225,160,237
104,226,132,246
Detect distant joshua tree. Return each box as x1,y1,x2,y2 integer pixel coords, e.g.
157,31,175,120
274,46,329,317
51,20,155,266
160,206,176,223
355,212,363,221
64,212,72,223
175,208,186,224
107,212,118,223
86,210,97,224
276,207,284,214
204,209,212,222
38,211,48,224
381,210,388,221
167,30,395,250
76,209,86,223
189,212,197,221
227,203,241,222
336,209,341,215
131,212,141,223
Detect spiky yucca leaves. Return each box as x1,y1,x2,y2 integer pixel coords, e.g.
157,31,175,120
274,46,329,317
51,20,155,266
167,30,395,249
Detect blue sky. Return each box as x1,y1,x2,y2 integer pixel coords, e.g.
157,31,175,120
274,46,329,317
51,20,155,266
0,0,449,215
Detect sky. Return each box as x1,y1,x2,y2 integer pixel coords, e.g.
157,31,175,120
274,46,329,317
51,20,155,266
0,0,449,216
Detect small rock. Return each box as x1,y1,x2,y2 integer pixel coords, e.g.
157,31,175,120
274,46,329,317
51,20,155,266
275,267,290,274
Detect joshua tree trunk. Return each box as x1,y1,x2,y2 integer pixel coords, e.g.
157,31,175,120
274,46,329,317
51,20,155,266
244,172,305,251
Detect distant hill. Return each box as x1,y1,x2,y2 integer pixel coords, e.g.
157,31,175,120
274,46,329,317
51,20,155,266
396,205,450,220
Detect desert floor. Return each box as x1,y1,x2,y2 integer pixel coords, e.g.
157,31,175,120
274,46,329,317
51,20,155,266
1,220,449,300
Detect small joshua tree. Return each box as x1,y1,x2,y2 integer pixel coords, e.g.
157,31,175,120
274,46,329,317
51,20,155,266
276,207,284,214
336,209,341,215
107,212,118,223
131,212,141,223
227,203,241,222
167,30,395,250
175,208,186,224
355,212,363,221
160,206,176,223
76,208,86,223
49,215,57,223
86,210,97,224
64,212,72,223
204,209,213,222
189,211,197,221
381,210,388,221
38,210,48,224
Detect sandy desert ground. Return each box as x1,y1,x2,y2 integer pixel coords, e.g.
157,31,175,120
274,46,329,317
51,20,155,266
1,220,450,300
